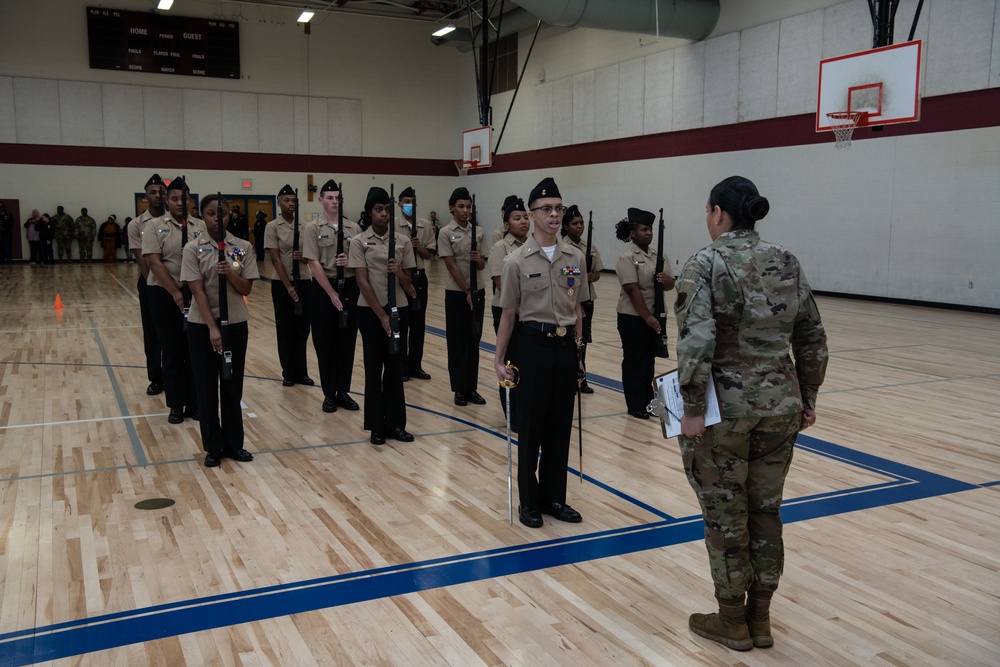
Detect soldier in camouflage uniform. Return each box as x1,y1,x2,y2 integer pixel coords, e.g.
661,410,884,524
673,176,828,651
52,206,76,262
76,208,97,261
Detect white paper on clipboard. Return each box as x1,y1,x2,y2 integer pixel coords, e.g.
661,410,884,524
651,370,722,439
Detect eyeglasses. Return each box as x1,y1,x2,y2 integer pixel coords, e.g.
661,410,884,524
530,205,567,216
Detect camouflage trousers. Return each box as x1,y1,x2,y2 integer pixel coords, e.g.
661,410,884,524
55,233,75,260
679,413,799,600
78,233,95,260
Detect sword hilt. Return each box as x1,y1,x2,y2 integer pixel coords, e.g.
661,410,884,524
497,361,520,388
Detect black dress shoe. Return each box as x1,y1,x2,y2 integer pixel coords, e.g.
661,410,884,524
628,409,650,420
168,407,184,424
411,369,432,380
579,382,594,394
184,408,199,421
388,427,414,442
336,393,360,411
370,431,386,445
518,506,543,528
454,392,468,406
222,448,254,462
204,452,222,467
282,378,295,387
401,375,409,382
296,377,315,386
322,396,337,413
541,502,583,523
146,381,163,396
467,391,487,405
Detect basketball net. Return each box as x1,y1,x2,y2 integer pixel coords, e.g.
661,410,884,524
827,111,864,149
454,160,479,177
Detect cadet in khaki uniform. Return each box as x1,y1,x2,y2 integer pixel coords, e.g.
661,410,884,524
438,187,487,406
130,174,165,396
673,176,827,651
495,177,589,529
350,187,416,445
561,204,604,393
486,196,529,429
487,195,518,249
265,185,314,387
396,186,435,381
302,179,358,413
182,194,258,468
614,208,675,419
143,177,206,424
76,208,97,261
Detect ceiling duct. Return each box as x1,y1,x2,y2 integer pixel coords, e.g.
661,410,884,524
433,8,540,51
513,0,719,40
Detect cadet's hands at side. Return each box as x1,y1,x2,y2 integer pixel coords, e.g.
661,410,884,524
681,415,706,438
800,408,817,430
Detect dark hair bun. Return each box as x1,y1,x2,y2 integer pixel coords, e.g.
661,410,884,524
741,195,769,223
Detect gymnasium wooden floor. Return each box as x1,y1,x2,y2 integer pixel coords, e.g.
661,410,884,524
0,258,997,666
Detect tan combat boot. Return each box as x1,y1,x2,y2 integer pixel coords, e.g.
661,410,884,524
688,596,753,651
746,585,774,648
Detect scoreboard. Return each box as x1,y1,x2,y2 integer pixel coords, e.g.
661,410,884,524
87,6,240,79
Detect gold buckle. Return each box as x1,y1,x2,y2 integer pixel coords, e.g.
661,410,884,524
555,326,567,337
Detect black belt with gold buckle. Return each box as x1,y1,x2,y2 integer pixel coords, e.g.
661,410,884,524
522,320,576,338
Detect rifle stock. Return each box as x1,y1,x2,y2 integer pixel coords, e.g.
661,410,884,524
217,192,233,380
336,183,348,329
292,189,302,316
653,208,669,358
469,196,483,338
387,186,401,355
585,210,594,276
408,190,422,313
180,176,191,331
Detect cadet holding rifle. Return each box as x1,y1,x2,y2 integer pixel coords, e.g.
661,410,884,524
183,194,258,468
350,187,416,445
265,184,314,387
396,187,436,381
143,177,205,425
614,208,675,419
561,205,604,394
438,187,487,407
303,179,356,414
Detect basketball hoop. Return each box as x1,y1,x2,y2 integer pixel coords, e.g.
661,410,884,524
826,111,865,149
453,159,479,177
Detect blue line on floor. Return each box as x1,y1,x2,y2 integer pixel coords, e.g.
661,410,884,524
89,317,147,466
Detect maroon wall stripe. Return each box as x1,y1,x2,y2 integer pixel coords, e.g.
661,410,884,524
0,89,996,175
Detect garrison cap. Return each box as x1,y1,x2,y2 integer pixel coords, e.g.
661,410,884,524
166,176,187,192
320,179,341,194
399,186,415,199
449,187,471,203
502,195,519,213
562,204,582,225
528,177,560,206
627,207,655,227
278,184,295,197
503,197,526,220
365,187,390,211
144,173,164,189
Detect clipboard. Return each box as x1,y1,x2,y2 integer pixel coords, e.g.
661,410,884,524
649,370,722,439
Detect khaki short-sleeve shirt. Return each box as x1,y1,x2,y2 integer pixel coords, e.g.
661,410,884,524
396,216,435,270
487,235,524,308
142,214,207,288
128,210,154,254
348,227,416,307
615,242,673,315
180,233,259,324
437,219,486,292
566,238,604,302
498,236,589,326
264,217,312,281
301,216,361,279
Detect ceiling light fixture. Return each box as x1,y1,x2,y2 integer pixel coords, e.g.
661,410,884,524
432,24,456,37
157,0,174,9
297,10,315,23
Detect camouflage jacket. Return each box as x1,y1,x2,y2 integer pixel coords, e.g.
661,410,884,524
52,213,75,236
674,229,828,418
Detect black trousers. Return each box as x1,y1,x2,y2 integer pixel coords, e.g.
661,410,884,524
28,240,40,263
137,276,163,385
187,321,248,453
357,306,409,432
617,313,657,413
401,268,428,375
444,289,485,393
492,305,520,426
514,327,578,509
148,285,196,412
309,277,359,399
271,279,311,381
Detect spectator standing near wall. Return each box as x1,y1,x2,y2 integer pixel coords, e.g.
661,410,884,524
52,206,75,262
0,203,14,264
24,209,42,264
76,208,97,262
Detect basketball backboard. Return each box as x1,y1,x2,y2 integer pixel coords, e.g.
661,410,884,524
462,126,492,169
817,40,922,132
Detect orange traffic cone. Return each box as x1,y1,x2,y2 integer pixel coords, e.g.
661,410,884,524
54,294,64,310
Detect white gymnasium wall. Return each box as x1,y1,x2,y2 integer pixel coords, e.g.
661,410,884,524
0,0,465,158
